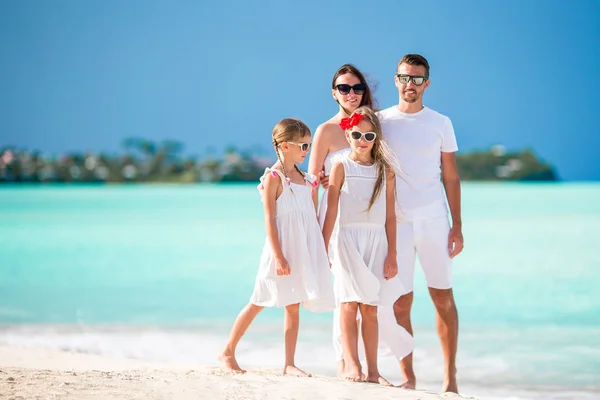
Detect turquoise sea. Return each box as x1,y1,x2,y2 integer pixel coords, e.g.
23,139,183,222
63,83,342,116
1,183,599,399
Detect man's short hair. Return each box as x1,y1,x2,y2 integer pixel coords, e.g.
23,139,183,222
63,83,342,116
397,54,430,78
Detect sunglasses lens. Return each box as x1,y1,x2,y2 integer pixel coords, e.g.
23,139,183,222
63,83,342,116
301,143,310,151
353,84,366,95
337,84,351,95
350,131,362,140
413,77,425,85
365,133,376,142
398,75,410,84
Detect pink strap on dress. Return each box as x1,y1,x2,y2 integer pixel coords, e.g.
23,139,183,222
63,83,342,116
257,167,289,194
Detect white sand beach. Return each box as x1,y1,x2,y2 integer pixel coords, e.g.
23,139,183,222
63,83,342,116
0,345,473,400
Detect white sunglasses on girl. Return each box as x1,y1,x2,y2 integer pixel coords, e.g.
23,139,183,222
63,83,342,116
286,141,311,152
349,130,377,142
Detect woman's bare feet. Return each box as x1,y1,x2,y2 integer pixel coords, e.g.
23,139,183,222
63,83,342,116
336,360,345,379
217,350,246,373
283,365,311,377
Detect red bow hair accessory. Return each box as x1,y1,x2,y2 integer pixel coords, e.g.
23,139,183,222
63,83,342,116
339,113,365,130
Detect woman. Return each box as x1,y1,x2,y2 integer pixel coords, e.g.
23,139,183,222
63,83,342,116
309,65,413,381
309,64,376,224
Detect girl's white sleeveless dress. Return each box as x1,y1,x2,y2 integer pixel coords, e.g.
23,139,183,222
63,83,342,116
330,157,404,305
250,168,335,313
326,157,413,360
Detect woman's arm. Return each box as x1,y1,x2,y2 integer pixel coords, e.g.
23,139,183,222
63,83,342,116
321,162,344,254
308,124,330,212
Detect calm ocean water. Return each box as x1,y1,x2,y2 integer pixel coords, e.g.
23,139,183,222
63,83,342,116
1,183,599,399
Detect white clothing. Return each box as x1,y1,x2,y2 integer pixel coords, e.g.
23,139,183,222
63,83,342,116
377,106,458,293
396,216,453,293
250,168,335,312
332,305,414,362
327,157,412,361
317,147,351,227
330,157,402,305
377,106,458,222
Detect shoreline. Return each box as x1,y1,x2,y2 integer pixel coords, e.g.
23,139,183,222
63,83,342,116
0,345,470,400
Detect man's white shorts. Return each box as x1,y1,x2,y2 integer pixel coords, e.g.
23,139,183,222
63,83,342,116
396,215,453,294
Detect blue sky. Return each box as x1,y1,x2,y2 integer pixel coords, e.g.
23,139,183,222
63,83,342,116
1,0,599,180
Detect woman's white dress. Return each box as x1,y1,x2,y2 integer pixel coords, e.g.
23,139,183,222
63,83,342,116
250,168,335,313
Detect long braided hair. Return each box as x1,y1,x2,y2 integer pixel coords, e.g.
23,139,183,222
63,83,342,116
271,118,310,181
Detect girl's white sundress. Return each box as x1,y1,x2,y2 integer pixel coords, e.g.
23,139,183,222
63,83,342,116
250,168,335,313
328,157,414,360
330,157,404,305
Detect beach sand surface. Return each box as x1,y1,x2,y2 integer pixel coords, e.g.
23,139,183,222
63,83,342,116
0,345,474,400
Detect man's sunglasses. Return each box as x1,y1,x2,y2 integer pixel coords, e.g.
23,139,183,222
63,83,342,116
335,83,366,95
396,74,428,86
287,142,311,152
350,130,376,142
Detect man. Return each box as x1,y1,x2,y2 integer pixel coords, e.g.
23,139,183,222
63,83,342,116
377,54,463,393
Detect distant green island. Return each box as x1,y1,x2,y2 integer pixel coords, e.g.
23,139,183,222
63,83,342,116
0,140,558,184
456,145,557,181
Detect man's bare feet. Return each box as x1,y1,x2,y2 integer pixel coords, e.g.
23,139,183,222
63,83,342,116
283,365,312,377
217,351,246,373
366,373,393,386
443,373,458,393
397,378,416,390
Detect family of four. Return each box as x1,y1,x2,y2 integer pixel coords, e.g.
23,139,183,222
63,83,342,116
218,54,464,394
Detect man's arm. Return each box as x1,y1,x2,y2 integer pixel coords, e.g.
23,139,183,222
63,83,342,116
441,151,463,258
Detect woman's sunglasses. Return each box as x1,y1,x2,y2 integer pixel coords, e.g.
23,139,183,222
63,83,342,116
350,131,377,142
335,83,366,95
287,142,311,152
396,74,427,86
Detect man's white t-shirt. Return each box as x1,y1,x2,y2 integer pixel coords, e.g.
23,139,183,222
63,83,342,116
377,106,458,221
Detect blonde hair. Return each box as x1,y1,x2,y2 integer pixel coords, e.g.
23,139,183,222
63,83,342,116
271,118,311,180
346,106,402,211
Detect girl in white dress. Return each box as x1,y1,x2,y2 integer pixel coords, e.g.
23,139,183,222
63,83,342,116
310,66,413,379
322,107,407,385
219,118,335,376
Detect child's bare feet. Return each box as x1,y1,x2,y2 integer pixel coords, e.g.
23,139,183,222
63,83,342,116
442,368,458,394
283,365,311,377
337,360,367,381
218,350,246,373
340,362,363,382
366,372,393,386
